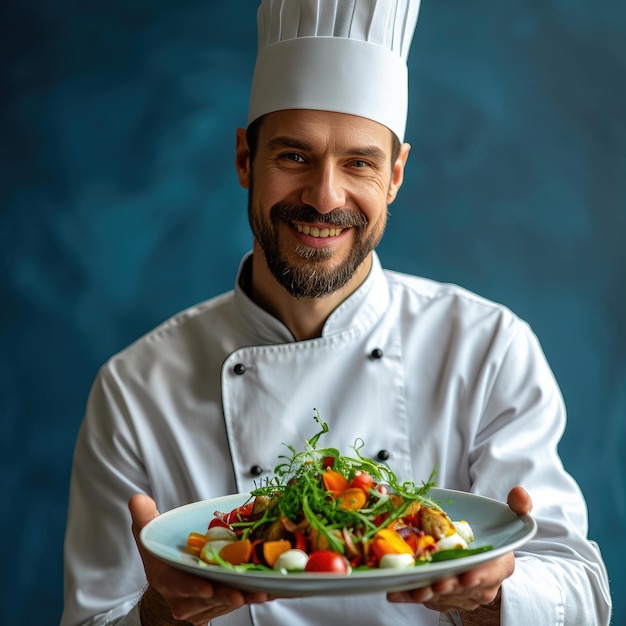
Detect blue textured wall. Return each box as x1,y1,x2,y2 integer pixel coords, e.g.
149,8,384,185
1,1,624,623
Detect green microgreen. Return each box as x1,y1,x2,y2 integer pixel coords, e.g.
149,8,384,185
236,410,440,549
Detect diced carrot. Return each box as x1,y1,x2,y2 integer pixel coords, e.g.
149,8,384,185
337,487,367,511
187,532,209,550
219,539,253,565
262,539,292,567
322,469,349,497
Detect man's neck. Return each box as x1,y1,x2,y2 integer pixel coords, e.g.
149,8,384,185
248,248,372,341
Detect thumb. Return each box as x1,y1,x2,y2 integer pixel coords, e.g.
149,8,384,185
129,494,160,536
507,486,533,516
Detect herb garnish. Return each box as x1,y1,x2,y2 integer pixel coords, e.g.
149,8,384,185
233,411,440,552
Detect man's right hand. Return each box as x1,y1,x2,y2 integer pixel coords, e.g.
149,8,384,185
129,494,271,625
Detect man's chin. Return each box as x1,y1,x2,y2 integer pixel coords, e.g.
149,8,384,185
292,244,335,262
272,257,366,299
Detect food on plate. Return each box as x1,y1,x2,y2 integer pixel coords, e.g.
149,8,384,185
186,413,490,574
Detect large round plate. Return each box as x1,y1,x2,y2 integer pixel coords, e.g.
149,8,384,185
140,488,536,596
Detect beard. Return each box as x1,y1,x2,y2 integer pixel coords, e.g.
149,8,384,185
248,194,386,299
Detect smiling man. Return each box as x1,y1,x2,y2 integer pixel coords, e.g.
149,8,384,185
239,109,410,339
62,2,611,625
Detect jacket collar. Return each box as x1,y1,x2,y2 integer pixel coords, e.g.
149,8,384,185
233,252,390,344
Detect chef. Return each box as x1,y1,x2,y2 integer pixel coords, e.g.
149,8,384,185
61,1,612,625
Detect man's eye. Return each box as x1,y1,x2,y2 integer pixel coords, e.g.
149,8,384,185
281,153,305,163
351,160,369,168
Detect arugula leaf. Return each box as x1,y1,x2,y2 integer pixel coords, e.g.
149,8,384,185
429,545,493,562
243,410,442,552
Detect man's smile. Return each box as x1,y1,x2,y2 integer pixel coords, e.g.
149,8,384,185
293,224,345,238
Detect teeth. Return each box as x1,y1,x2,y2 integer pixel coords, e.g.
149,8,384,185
295,224,343,238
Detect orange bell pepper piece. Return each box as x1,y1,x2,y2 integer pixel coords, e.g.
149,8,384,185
262,539,292,567
187,532,209,550
371,527,414,561
219,539,253,565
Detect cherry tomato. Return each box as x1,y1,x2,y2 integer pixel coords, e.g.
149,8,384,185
349,471,375,494
304,550,350,574
322,456,335,469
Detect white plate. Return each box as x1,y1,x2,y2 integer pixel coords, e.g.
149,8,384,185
140,488,536,596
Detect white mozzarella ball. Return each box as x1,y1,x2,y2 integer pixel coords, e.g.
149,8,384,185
379,553,416,569
205,527,238,541
437,532,467,551
453,521,475,544
273,549,310,572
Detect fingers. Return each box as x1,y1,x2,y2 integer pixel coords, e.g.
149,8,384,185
165,585,271,623
507,486,533,515
459,553,514,587
129,494,160,536
388,585,435,604
128,494,272,624
140,582,268,626
388,577,480,612
166,585,245,623
388,578,494,612
388,553,515,612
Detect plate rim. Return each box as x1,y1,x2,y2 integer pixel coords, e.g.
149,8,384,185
140,488,537,595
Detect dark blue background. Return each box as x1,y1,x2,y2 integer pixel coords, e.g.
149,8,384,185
1,1,624,624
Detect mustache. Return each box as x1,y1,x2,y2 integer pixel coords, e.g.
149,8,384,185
270,203,368,229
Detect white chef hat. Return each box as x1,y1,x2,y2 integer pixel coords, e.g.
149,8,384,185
247,0,421,142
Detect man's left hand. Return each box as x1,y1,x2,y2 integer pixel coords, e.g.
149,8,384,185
387,486,532,614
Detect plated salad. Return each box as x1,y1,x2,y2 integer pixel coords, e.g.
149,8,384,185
186,413,490,574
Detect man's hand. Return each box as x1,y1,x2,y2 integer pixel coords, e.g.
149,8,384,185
387,486,532,618
129,494,271,626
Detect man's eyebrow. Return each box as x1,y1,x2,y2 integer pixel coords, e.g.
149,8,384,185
267,136,313,152
267,137,387,161
348,146,387,161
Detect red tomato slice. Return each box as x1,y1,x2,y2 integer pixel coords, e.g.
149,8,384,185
349,471,375,495
304,550,350,574
208,518,231,530
223,502,254,524
293,532,307,552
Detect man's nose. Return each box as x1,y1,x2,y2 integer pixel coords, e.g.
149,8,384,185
300,164,347,214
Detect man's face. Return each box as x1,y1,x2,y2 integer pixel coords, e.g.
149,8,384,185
237,109,409,299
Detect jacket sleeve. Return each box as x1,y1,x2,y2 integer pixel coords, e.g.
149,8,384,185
61,365,148,626
468,321,612,625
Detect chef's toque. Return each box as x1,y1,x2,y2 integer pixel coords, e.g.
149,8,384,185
247,0,421,142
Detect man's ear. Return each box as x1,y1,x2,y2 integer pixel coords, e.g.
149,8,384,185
235,127,251,189
387,142,411,204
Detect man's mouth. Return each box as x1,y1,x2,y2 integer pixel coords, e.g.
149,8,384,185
294,224,344,238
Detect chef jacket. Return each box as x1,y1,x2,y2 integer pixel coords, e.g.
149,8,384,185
61,252,611,626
